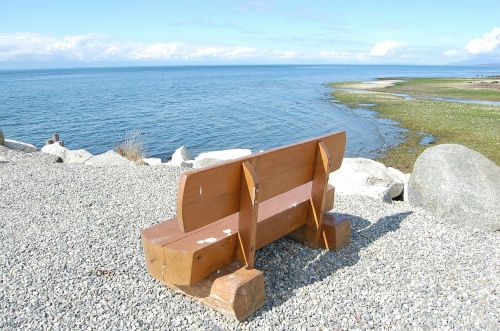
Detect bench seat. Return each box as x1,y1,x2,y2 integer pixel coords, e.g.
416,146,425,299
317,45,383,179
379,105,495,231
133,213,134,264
142,182,335,286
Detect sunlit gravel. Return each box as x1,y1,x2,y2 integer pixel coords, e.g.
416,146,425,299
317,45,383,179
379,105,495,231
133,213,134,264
1,147,498,330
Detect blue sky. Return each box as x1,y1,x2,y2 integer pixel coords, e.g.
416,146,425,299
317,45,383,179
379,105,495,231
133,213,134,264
1,0,499,68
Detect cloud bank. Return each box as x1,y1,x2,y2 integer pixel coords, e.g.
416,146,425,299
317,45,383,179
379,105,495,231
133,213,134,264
0,28,498,67
0,33,278,61
0,32,410,66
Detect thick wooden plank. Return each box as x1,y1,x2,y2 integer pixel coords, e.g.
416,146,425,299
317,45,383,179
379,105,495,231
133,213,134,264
177,131,346,232
167,262,265,321
238,161,259,268
142,184,335,285
321,214,351,251
305,141,331,248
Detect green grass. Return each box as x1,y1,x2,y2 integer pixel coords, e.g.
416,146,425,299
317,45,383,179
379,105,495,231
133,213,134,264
382,78,500,101
330,77,500,101
334,90,500,172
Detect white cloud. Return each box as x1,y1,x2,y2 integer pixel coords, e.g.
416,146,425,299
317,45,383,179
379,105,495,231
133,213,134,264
369,40,406,57
0,32,418,65
442,49,460,57
0,33,276,62
465,27,500,54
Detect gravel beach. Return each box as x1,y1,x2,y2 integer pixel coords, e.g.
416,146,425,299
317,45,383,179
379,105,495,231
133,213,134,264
1,146,498,330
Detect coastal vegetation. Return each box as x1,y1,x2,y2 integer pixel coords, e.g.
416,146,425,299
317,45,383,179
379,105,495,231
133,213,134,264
330,78,500,172
332,77,500,101
114,130,146,162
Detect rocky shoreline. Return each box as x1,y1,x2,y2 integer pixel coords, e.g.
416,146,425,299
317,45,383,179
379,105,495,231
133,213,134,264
1,130,499,228
1,130,499,329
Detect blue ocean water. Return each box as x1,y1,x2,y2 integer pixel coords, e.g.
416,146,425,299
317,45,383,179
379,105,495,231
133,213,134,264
1,65,499,160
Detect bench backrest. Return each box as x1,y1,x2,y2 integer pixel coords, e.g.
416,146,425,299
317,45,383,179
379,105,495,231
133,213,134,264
177,131,346,232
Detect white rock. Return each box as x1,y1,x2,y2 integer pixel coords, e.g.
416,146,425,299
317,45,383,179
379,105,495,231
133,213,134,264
329,158,404,202
142,157,162,166
4,139,38,153
65,149,93,164
193,149,252,169
41,142,68,159
84,150,135,167
169,146,193,166
387,167,405,182
41,143,93,164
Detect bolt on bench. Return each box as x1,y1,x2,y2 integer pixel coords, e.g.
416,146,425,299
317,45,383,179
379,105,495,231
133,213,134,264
141,131,350,321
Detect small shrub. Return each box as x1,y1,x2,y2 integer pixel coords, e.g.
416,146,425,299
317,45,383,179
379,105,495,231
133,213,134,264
114,130,146,162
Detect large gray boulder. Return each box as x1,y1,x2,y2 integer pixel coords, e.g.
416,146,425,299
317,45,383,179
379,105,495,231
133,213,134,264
329,158,404,202
408,144,500,231
84,150,135,167
193,149,252,169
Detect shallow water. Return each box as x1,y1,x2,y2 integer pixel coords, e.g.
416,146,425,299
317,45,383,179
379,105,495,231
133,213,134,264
418,133,436,145
1,65,499,160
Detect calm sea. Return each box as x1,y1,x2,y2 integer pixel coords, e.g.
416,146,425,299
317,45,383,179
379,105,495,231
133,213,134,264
1,65,499,160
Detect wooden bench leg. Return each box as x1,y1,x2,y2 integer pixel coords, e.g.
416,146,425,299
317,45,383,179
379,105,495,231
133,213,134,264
305,141,331,248
287,213,351,251
168,262,265,321
238,161,259,269
321,214,351,251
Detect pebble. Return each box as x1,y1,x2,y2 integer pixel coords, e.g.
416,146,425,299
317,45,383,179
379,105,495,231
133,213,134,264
0,147,498,330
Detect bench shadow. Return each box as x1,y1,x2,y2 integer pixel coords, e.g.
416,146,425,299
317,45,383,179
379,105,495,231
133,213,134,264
251,211,412,319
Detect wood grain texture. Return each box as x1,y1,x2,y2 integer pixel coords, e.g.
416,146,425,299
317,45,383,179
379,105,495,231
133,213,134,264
305,142,331,248
288,213,351,252
321,214,351,251
167,262,265,321
238,161,259,268
142,184,335,285
177,131,346,232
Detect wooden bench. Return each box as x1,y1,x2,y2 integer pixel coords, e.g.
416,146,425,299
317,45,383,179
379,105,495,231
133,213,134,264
141,131,350,320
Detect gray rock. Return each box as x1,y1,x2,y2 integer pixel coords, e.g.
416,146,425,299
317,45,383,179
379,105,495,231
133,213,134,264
180,160,194,168
84,150,135,167
408,144,500,231
329,158,404,202
0,129,4,146
193,149,251,169
3,139,38,153
169,146,193,166
387,167,409,201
